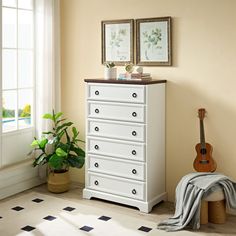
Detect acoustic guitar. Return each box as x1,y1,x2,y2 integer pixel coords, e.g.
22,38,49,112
193,108,217,172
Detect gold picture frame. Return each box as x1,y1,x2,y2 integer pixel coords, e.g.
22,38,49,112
101,19,134,65
136,17,172,66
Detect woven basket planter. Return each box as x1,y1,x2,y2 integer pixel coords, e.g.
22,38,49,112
47,170,70,193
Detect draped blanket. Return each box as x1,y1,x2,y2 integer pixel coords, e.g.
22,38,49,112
157,172,236,231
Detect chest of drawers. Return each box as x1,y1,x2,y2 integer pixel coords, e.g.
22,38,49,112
83,79,167,213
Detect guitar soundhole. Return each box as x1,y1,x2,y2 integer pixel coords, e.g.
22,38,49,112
200,148,207,155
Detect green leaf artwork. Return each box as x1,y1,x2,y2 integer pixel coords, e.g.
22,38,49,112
143,28,162,60
110,29,127,48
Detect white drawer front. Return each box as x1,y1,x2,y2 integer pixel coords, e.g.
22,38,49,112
88,172,145,200
88,155,145,181
88,137,145,162
88,102,145,123
88,84,145,103
88,119,145,142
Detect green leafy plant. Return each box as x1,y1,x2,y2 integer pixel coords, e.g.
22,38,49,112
104,61,115,68
30,111,85,173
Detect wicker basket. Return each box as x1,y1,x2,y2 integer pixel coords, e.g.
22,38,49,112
47,171,70,193
209,200,226,224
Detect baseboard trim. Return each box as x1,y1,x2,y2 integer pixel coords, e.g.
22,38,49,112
0,177,44,200
0,160,46,200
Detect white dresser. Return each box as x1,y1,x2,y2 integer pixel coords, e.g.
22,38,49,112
83,79,167,213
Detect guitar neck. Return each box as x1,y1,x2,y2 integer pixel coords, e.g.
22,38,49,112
200,120,206,149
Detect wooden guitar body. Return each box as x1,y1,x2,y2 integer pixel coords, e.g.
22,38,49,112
193,108,217,172
194,142,217,172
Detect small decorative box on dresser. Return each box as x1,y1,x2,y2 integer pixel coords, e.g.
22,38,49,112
83,79,167,213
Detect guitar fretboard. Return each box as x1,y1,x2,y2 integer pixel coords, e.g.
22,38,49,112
200,120,206,150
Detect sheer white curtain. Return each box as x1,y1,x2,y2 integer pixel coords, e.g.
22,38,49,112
35,0,61,178
35,0,61,137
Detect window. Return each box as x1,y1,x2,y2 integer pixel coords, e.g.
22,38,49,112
2,0,34,132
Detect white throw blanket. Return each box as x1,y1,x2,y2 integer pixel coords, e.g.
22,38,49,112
157,172,236,231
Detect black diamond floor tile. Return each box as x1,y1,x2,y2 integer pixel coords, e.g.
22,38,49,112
80,226,94,232
12,206,24,211
43,215,57,221
63,206,75,212
138,226,152,232
0,216,2,219
98,215,111,221
21,225,36,232
32,198,44,203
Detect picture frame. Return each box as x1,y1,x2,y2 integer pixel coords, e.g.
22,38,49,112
101,19,134,65
136,17,172,66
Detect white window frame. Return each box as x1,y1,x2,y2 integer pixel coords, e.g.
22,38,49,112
1,0,35,135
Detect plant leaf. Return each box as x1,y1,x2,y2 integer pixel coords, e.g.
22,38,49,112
67,155,85,168
56,122,73,133
64,129,70,143
70,145,85,157
57,143,69,152
31,139,39,147
48,154,64,170
42,131,54,135
48,137,57,144
74,138,85,143
56,118,67,125
33,153,46,167
72,127,78,138
43,113,54,120
39,138,48,150
56,147,67,157
55,112,63,121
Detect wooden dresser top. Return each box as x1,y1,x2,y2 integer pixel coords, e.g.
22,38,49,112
84,78,167,85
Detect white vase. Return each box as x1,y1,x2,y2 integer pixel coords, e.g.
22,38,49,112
104,67,117,79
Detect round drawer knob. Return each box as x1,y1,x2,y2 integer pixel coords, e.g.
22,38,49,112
95,109,99,114
94,162,99,168
132,93,137,98
95,90,99,95
132,169,137,174
94,145,99,150
132,131,137,136
94,126,99,132
94,180,99,185
132,150,136,155
132,112,137,117
132,189,137,195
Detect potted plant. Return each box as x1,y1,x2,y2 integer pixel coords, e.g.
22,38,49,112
30,111,85,193
104,61,117,79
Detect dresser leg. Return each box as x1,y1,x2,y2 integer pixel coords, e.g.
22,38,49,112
137,206,149,213
138,203,151,213
139,193,167,213
83,189,92,200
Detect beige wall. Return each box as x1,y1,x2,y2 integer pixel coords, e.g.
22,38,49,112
61,0,236,201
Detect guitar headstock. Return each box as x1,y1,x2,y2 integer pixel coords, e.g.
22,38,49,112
198,108,206,120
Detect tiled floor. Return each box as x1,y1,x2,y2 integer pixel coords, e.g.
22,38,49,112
0,183,236,235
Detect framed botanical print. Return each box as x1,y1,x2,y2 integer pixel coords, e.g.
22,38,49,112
101,19,134,65
136,17,172,66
